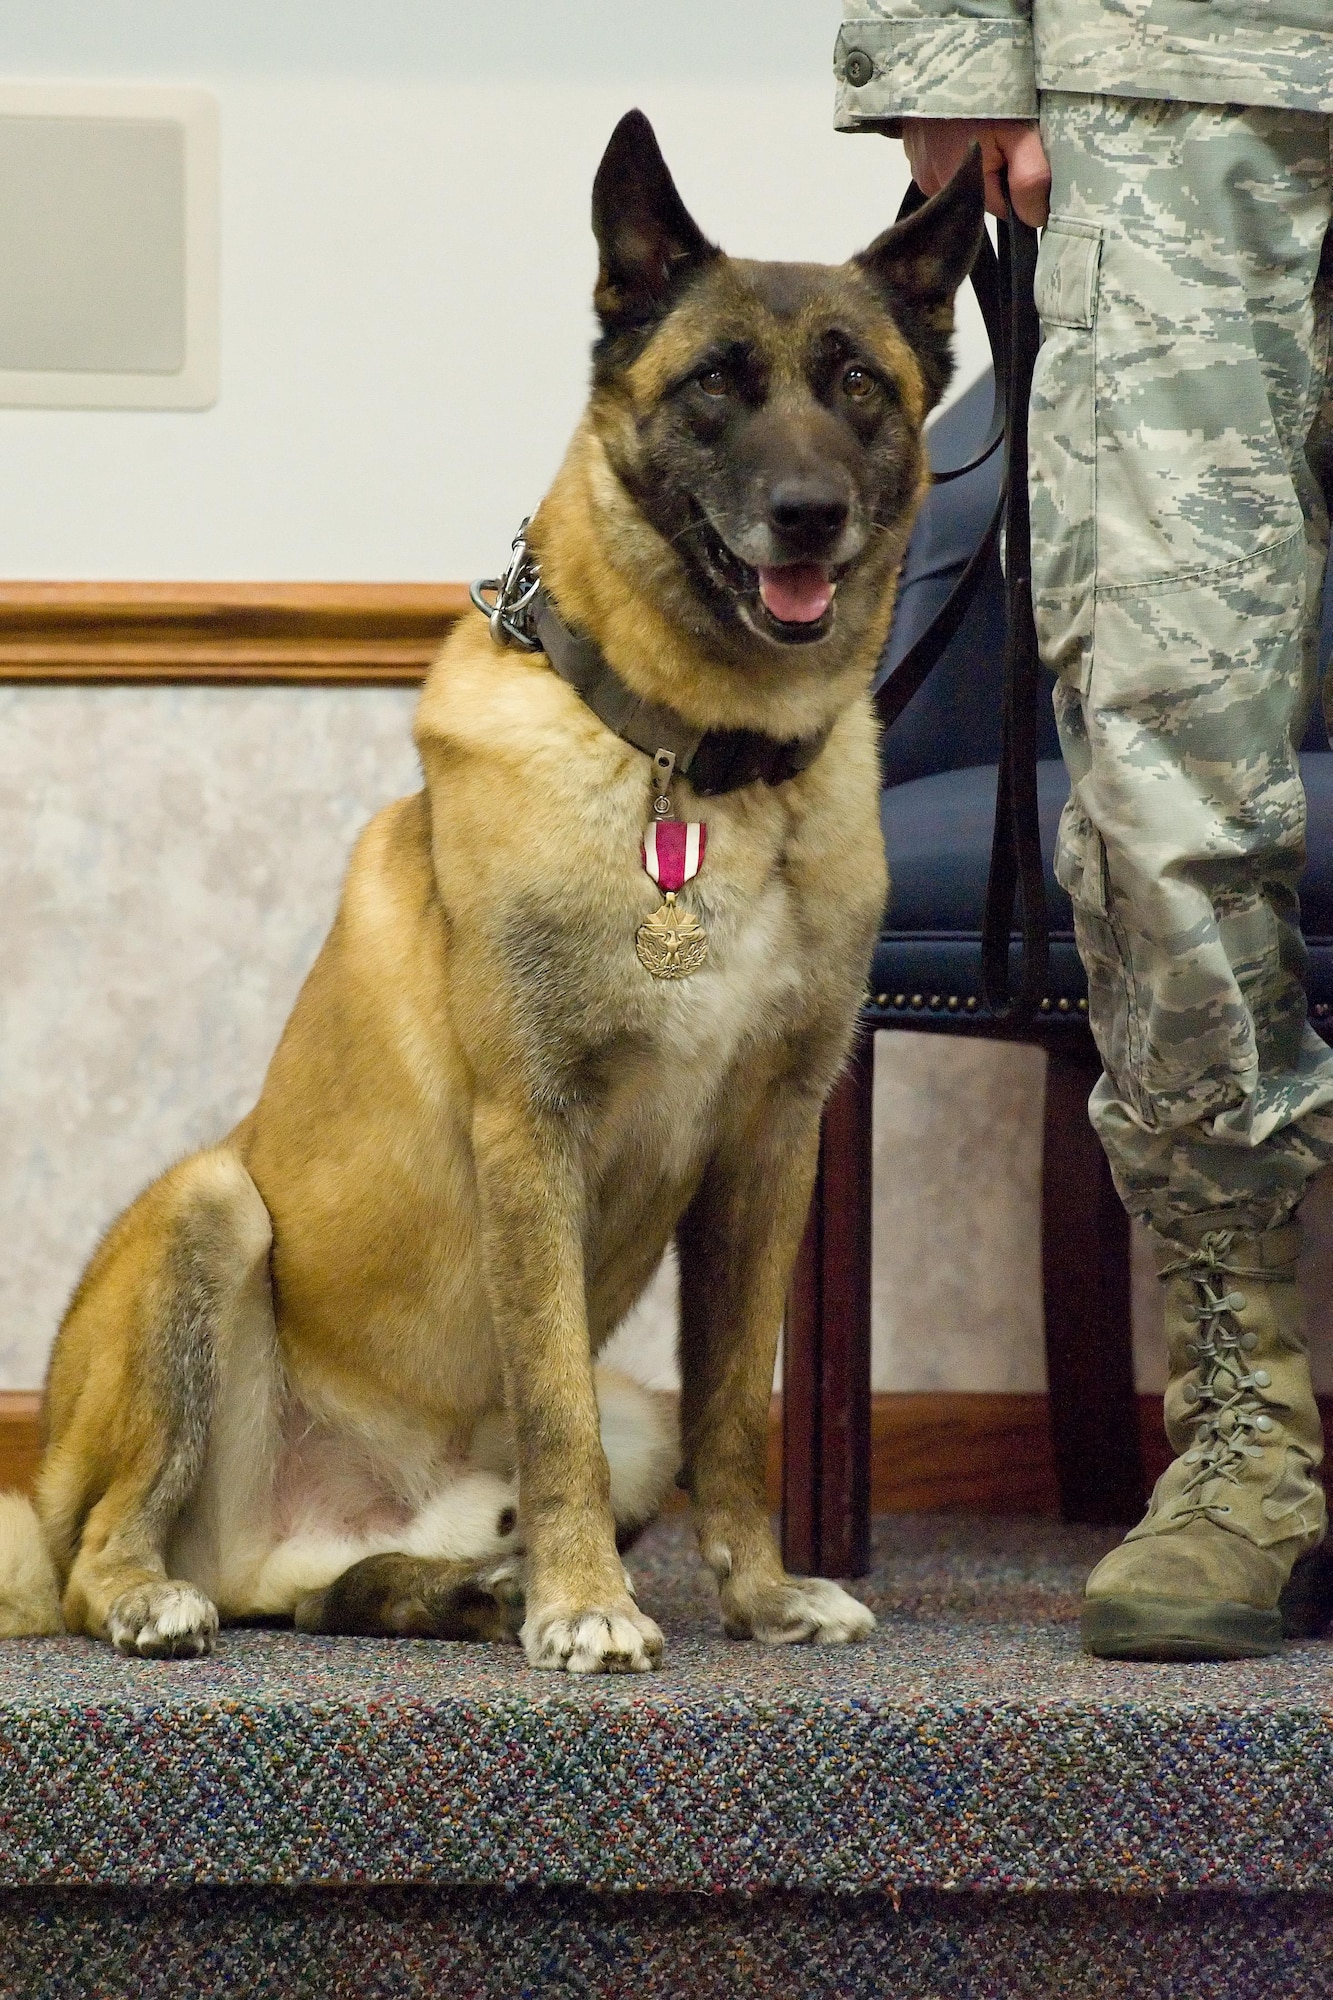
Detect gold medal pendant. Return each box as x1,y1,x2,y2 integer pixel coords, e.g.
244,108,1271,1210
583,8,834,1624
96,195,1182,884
636,890,708,980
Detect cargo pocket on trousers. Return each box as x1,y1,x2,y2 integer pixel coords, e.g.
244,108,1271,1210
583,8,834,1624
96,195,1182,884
1030,218,1102,693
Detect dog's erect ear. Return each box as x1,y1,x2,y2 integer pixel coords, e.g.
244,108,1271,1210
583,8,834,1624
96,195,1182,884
592,110,720,335
851,147,986,406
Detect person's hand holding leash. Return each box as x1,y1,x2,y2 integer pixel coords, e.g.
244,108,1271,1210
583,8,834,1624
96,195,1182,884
902,118,1050,227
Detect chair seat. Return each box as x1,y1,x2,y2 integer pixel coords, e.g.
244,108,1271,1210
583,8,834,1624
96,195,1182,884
871,751,1333,1033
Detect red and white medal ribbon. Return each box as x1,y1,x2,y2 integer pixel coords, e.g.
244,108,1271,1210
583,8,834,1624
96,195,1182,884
641,819,706,891
635,817,709,977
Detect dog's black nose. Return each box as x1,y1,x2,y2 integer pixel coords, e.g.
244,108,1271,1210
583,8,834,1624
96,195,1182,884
767,478,850,549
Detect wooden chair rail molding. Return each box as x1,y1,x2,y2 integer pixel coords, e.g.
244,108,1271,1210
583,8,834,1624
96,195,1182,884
0,1388,1314,1518
0,581,472,684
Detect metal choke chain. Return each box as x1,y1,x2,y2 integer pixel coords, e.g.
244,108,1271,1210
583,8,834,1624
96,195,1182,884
470,517,542,651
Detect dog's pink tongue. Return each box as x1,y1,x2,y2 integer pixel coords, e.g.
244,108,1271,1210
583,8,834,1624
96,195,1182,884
758,565,834,624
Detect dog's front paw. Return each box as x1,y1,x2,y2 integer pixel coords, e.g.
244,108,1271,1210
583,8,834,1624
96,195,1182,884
722,1575,875,1647
521,1596,663,1674
108,1581,218,1658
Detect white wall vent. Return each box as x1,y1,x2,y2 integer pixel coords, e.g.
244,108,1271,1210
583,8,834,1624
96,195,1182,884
0,85,217,409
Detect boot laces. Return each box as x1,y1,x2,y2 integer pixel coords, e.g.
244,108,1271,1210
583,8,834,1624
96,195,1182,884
1161,1233,1282,1514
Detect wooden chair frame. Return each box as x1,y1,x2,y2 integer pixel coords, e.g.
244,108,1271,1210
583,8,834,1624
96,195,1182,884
781,1022,1147,1578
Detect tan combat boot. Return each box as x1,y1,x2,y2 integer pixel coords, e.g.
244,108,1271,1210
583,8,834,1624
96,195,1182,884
1081,1222,1327,1660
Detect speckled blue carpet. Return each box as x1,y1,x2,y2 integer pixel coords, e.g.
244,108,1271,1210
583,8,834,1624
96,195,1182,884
2,1516,1332,1996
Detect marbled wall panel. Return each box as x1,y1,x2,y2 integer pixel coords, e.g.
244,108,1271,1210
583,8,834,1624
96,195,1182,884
0,685,420,1385
870,1036,1046,1393
6,684,1333,1401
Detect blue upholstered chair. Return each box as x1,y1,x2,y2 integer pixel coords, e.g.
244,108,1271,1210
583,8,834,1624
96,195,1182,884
782,373,1333,1577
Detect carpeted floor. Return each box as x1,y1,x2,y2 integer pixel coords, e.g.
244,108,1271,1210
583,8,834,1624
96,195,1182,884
1,1514,1331,1897
5,1885,1333,2000
3,1516,1333,1995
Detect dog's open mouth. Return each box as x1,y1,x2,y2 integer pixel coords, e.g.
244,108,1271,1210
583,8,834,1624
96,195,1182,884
691,509,839,645
756,564,836,626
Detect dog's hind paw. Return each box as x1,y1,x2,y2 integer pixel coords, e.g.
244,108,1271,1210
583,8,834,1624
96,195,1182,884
522,1598,663,1674
479,1554,526,1614
722,1575,875,1647
295,1552,523,1640
108,1581,218,1659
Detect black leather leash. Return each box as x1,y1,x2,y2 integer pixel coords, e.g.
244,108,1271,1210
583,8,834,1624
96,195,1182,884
873,184,1006,737
981,201,1048,1020
874,177,1048,1022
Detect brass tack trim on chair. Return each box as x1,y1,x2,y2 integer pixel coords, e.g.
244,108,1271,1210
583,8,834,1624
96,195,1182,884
868,989,1097,1018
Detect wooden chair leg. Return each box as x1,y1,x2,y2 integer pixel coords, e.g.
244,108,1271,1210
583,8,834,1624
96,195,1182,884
1041,1043,1146,1525
782,1030,874,1578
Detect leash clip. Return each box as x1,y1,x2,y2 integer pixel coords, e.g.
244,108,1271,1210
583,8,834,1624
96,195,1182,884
470,518,542,651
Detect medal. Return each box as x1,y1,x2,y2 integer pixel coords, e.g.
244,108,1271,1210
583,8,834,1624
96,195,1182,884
636,751,708,980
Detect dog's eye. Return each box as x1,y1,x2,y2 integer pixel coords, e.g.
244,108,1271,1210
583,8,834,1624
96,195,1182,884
842,366,878,400
697,369,730,398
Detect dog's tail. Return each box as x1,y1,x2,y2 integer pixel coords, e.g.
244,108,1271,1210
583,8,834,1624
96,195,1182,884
0,1493,64,1635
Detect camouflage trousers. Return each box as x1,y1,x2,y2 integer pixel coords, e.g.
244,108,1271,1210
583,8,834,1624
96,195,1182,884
1031,94,1333,1246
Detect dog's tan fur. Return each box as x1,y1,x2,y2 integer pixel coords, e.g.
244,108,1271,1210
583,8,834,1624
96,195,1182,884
5,120,983,1670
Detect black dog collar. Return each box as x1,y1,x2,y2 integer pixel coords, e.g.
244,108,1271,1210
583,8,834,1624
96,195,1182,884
529,588,829,798
471,524,830,799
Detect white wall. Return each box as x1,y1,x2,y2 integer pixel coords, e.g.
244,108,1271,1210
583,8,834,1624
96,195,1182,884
0,0,989,583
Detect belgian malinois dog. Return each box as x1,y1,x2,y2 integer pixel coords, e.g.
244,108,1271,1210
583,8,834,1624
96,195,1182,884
0,114,983,1671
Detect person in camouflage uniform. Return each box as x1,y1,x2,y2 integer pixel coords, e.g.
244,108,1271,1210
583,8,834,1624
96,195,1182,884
835,2,1333,1658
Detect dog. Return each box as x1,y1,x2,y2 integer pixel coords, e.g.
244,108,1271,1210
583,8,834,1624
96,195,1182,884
0,112,983,1672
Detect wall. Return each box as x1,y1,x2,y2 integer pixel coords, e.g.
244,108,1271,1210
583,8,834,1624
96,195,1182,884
9,6,1331,1407
0,0,990,582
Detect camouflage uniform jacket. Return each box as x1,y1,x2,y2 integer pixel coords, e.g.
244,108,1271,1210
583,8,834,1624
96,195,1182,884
834,1,1333,128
